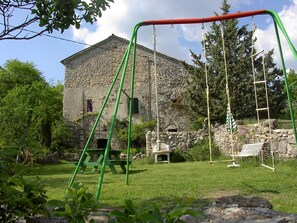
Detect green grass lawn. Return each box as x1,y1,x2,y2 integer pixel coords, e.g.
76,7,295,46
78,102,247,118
24,159,297,213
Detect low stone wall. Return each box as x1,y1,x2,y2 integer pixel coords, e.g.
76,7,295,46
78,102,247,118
213,124,297,159
146,121,297,159
146,130,206,155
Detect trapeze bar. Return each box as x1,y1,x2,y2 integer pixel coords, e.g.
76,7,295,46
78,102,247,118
256,107,268,111
261,164,276,172
253,80,266,84
251,50,265,58
142,10,267,26
209,159,235,164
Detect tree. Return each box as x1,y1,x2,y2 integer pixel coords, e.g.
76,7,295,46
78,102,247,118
183,0,286,127
287,69,297,103
0,59,69,153
280,69,297,119
0,59,46,97
0,0,114,40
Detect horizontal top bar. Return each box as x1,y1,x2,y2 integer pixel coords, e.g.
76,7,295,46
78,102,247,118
141,10,267,26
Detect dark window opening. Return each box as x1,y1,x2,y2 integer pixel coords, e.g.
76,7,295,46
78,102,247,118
97,138,108,149
167,129,178,132
87,99,93,112
127,97,139,114
167,125,178,132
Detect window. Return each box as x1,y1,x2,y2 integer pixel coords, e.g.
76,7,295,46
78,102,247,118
167,125,178,132
127,97,139,114
167,128,178,132
86,99,93,112
97,138,108,149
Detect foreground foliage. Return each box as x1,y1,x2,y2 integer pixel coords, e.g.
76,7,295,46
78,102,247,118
0,148,48,222
48,183,98,223
109,199,200,223
47,183,200,223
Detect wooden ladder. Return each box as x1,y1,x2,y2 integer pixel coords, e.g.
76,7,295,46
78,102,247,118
251,50,275,171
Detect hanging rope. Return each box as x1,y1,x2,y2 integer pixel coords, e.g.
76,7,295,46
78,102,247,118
220,23,236,158
153,25,160,150
202,23,213,162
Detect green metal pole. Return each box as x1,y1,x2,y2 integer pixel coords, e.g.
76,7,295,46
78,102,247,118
95,25,142,201
267,10,297,146
126,29,140,185
68,49,129,188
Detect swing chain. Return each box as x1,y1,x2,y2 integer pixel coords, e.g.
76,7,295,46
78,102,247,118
153,25,156,44
220,22,224,39
251,16,257,33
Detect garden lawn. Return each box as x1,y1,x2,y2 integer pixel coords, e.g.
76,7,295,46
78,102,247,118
25,159,297,213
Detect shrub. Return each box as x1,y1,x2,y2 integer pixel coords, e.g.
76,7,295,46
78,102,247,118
0,147,48,222
114,118,156,148
145,155,155,164
48,183,98,223
109,199,200,223
186,139,220,161
170,148,187,163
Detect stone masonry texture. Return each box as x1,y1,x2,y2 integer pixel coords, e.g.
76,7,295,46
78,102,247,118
62,34,191,148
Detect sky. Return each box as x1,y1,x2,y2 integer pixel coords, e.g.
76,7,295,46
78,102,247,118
0,0,297,84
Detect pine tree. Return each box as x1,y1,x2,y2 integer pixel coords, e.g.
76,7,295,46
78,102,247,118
183,0,286,127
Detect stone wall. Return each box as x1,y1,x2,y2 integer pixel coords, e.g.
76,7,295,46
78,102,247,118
62,35,191,147
146,122,297,159
213,123,297,159
146,130,207,155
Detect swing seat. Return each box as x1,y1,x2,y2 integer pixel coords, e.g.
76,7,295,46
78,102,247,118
152,143,171,163
228,142,263,168
233,142,264,157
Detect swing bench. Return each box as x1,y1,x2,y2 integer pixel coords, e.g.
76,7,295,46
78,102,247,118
233,142,264,157
228,142,264,167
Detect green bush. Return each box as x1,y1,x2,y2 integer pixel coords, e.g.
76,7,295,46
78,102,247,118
51,120,76,152
190,116,206,130
48,183,98,223
114,118,156,148
186,139,219,161
170,148,187,163
145,155,155,164
0,147,48,222
109,199,200,223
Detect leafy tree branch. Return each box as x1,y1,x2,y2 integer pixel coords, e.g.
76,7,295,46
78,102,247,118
0,0,114,40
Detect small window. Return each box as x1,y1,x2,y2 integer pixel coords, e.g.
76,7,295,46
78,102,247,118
167,125,178,132
168,129,178,132
127,98,139,114
97,138,108,149
86,99,93,112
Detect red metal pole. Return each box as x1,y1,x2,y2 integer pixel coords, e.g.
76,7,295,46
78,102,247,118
142,10,268,26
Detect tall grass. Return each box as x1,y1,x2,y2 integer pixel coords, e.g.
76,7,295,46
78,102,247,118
25,159,297,213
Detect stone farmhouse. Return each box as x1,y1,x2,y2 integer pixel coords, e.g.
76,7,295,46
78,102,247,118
61,34,192,148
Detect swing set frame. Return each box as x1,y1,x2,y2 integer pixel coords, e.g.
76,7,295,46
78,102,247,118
68,9,297,202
